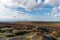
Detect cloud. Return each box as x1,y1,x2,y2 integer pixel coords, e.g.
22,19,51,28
41,0,60,18
0,0,42,11
47,6,60,18
44,0,60,6
0,0,60,22
0,2,35,22
0,9,33,21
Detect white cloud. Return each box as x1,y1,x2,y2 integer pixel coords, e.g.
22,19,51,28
0,0,41,11
49,7,60,18
0,0,60,21
52,7,58,13
0,9,33,21
58,6,60,10
44,0,60,6
0,2,35,21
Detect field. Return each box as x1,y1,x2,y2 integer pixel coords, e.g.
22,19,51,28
0,22,60,40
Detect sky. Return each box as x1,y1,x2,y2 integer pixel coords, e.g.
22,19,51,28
0,0,60,22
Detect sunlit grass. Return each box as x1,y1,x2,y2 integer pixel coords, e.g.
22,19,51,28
0,33,7,40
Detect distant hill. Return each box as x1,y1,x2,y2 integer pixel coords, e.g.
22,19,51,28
15,22,60,26
0,22,60,31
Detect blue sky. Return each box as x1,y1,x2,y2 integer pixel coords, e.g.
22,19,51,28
0,0,60,22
